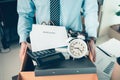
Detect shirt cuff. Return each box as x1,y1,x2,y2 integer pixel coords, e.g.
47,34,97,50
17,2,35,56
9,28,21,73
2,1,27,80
19,34,28,43
87,37,96,43
87,29,97,38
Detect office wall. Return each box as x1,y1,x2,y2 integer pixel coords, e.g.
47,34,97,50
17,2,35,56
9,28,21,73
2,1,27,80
99,0,120,37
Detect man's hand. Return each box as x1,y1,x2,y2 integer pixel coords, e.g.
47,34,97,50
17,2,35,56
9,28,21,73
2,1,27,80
19,42,27,63
87,39,96,62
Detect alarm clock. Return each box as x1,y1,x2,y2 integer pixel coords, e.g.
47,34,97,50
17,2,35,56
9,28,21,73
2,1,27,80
68,38,88,59
67,29,89,59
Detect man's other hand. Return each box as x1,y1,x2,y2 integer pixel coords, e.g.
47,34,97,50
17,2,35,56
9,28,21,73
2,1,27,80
87,39,96,62
19,42,27,63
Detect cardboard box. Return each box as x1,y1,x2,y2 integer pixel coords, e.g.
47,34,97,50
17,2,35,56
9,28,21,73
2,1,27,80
18,51,98,80
18,53,35,80
109,24,120,41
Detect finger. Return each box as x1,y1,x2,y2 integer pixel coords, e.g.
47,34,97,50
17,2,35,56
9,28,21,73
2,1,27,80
91,43,96,62
22,47,27,62
88,42,96,62
90,46,95,61
88,45,93,62
93,48,96,62
91,46,96,62
87,43,92,61
89,51,94,62
20,45,27,63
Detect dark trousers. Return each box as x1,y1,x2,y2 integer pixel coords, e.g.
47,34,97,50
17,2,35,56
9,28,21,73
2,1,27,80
0,0,18,49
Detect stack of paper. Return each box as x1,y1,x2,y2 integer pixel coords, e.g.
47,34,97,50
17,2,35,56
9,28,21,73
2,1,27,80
98,38,120,57
30,24,68,52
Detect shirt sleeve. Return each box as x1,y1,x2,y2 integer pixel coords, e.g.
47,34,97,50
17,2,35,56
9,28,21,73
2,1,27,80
17,0,35,43
83,0,99,38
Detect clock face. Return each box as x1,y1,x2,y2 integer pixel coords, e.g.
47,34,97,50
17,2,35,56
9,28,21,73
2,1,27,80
68,39,88,58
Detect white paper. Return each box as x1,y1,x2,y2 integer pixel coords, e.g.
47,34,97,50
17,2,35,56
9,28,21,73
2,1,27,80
30,24,68,52
98,38,120,57
94,48,115,77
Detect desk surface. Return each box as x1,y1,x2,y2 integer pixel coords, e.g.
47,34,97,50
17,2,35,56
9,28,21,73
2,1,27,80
35,57,96,76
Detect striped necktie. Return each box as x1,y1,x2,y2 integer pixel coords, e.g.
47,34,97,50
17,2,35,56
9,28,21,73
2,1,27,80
50,0,60,26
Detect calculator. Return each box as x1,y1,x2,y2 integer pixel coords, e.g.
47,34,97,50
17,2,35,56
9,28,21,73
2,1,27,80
27,48,65,67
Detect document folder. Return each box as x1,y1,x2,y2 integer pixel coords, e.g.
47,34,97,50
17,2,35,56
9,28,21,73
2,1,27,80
35,57,96,76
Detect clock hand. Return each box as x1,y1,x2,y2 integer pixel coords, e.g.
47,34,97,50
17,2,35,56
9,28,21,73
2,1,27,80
78,48,82,53
74,47,79,49
74,47,82,53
